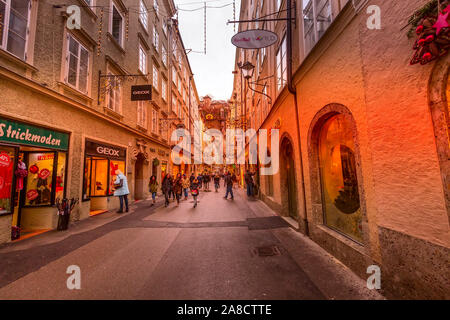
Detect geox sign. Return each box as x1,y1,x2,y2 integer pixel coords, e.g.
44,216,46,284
131,85,152,101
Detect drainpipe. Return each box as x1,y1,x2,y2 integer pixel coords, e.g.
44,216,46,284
287,0,309,236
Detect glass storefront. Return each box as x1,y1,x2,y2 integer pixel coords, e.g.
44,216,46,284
83,140,127,200
0,117,70,239
318,114,363,242
0,146,15,214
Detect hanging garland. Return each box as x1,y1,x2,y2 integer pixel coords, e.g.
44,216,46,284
408,0,450,65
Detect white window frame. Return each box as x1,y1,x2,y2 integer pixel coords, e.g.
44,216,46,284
162,44,167,66
0,0,31,61
276,36,287,92
139,44,147,74
162,19,167,35
109,1,124,47
303,0,333,55
152,108,158,134
137,101,148,129
153,0,159,16
65,34,90,94
153,65,159,90
106,69,122,114
139,0,148,31
153,26,159,52
161,79,167,101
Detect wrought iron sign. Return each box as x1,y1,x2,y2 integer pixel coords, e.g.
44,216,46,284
97,71,149,105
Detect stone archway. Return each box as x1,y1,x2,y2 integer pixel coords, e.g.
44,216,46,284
280,135,298,219
428,55,450,222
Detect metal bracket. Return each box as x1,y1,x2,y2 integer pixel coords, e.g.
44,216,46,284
97,71,149,105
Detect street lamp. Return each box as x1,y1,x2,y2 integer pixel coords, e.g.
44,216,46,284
238,61,255,80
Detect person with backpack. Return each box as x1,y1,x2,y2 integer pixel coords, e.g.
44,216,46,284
191,176,200,208
148,175,158,205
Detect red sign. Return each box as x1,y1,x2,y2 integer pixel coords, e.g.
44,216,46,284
39,168,51,179
26,189,39,201
0,176,4,190
0,153,11,167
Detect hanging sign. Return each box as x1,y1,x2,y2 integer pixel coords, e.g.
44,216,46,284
231,29,278,49
131,85,152,101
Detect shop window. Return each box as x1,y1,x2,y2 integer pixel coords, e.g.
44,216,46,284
83,140,127,199
88,157,108,197
25,152,54,206
55,152,66,201
0,0,31,61
318,114,362,242
109,160,125,195
0,146,15,214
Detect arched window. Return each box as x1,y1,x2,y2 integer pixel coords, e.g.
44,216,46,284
318,114,363,242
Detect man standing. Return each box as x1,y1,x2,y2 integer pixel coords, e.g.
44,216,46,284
244,170,255,197
114,170,130,213
223,172,234,200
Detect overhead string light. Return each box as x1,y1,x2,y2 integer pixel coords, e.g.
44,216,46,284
233,0,235,32
126,11,129,40
204,2,207,55
97,7,104,57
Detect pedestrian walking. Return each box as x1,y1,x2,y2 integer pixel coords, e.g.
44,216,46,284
197,173,203,189
223,171,235,200
173,173,183,206
204,172,211,191
191,177,200,208
244,170,255,197
189,172,195,185
113,170,130,213
148,175,158,205
161,174,172,207
182,174,190,200
213,172,221,192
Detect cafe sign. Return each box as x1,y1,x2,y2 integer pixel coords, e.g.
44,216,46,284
0,117,69,151
231,29,278,49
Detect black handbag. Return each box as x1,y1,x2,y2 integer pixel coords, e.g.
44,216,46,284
114,179,123,189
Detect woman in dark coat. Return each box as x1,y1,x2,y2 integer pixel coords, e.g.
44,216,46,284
161,174,172,207
173,173,183,206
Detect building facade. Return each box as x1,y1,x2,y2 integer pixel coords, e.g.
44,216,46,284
232,0,450,299
0,0,199,244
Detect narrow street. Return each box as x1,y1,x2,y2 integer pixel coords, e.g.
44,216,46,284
0,188,382,300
